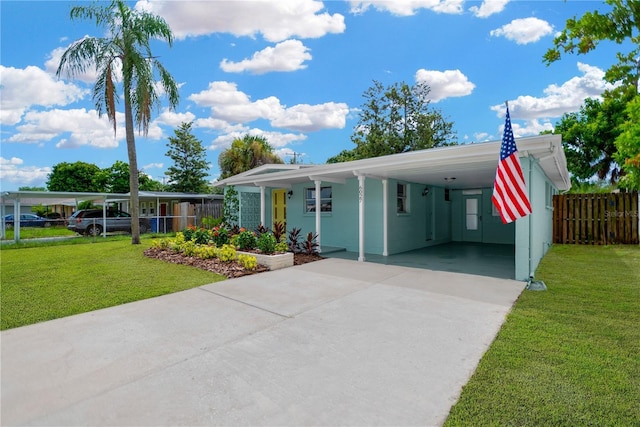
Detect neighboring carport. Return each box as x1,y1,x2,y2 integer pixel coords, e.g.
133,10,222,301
1,191,129,242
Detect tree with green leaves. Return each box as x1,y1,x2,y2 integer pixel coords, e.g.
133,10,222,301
94,160,131,193
550,93,629,185
56,0,179,244
543,0,640,91
218,135,283,179
614,96,640,190
46,161,102,192
165,122,211,193
94,160,165,193
327,80,456,163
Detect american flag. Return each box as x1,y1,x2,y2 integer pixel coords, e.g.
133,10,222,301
492,106,532,224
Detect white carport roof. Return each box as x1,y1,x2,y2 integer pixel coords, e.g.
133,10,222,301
0,191,129,207
215,134,570,191
1,191,220,206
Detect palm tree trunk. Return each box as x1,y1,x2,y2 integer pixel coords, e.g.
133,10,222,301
124,91,141,244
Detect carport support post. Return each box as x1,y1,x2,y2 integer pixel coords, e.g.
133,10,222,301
315,180,321,252
13,199,20,242
1,198,5,240
382,178,388,256
259,186,266,227
358,174,365,262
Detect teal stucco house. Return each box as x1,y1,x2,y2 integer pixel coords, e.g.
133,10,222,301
215,134,570,281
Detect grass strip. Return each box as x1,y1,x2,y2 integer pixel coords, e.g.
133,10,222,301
445,245,640,426
1,239,225,330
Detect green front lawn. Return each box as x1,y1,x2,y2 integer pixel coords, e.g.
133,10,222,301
2,226,76,240
0,238,225,330
445,245,640,426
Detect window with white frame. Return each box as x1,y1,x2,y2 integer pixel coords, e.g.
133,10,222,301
397,183,409,213
141,202,147,215
305,186,332,213
545,182,556,208
149,201,155,215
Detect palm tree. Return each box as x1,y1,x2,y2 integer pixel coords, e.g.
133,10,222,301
56,0,179,244
218,135,284,179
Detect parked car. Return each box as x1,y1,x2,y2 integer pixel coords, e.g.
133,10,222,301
67,209,150,236
3,214,52,229
42,212,67,226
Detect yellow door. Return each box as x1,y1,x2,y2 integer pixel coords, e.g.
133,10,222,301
272,189,287,229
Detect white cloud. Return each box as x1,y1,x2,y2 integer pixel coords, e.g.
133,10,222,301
490,17,554,45
189,81,349,131
0,65,88,126
8,109,123,149
142,162,164,170
136,0,345,43
220,40,312,74
0,157,52,186
473,132,490,141
349,0,464,16
491,63,618,121
469,0,509,18
271,102,350,131
209,128,307,151
155,110,197,127
509,119,554,137
415,69,475,102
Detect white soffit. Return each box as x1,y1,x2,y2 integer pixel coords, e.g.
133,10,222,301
217,135,569,191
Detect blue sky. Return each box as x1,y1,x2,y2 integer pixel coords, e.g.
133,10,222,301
0,0,619,190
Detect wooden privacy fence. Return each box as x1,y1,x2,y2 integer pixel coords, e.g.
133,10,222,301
194,202,223,225
553,193,639,245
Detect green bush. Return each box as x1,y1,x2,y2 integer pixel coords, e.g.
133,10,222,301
234,229,257,250
212,225,230,247
257,232,277,254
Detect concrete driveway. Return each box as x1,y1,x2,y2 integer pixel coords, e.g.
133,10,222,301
1,258,524,426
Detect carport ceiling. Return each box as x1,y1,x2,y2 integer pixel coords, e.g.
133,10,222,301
217,134,569,191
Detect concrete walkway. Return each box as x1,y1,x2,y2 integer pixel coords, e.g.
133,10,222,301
1,259,525,426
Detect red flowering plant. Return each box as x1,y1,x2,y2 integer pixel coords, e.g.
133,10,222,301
211,225,230,247
182,225,198,242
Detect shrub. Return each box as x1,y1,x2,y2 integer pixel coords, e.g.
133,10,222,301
273,221,286,242
257,232,277,254
194,245,217,260
211,225,230,247
275,241,288,253
182,225,197,242
288,227,302,253
255,224,269,238
301,232,319,255
217,244,237,262
237,253,258,270
235,228,257,250
192,228,211,245
151,238,170,249
181,240,197,257
201,216,223,229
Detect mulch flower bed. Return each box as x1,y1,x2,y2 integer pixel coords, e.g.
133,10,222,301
144,248,323,279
